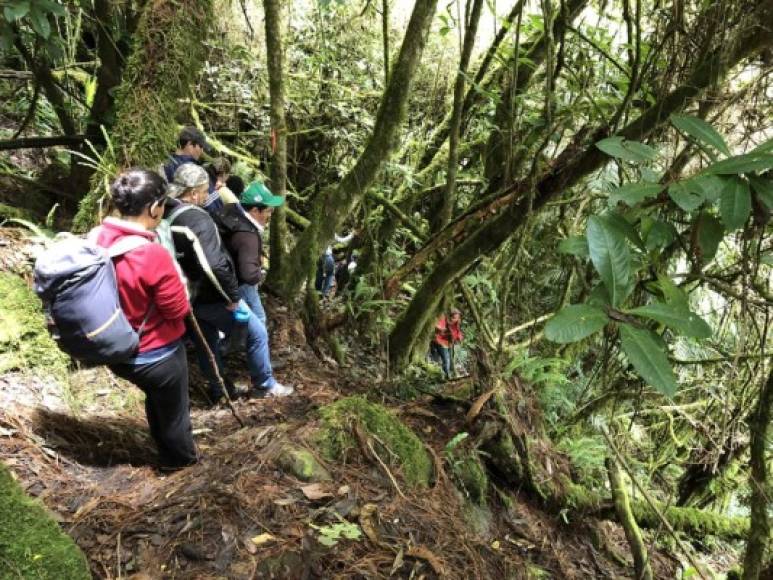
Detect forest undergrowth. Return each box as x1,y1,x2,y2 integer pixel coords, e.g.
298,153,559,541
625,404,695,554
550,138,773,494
0,228,740,579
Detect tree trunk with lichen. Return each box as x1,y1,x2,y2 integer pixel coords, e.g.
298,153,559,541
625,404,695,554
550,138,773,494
263,0,290,289
742,368,772,580
607,457,653,580
273,0,439,297
72,0,214,232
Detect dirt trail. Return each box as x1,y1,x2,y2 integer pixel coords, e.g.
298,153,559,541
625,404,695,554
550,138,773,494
0,230,673,579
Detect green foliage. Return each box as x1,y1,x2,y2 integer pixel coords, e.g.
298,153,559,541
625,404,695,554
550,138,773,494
670,113,730,157
0,463,90,579
0,0,65,45
619,324,677,397
544,304,608,343
608,182,663,207
718,176,751,231
309,521,362,546
704,152,773,175
596,137,657,163
557,436,607,487
627,303,712,339
586,215,632,307
318,396,432,487
557,235,589,258
695,212,724,261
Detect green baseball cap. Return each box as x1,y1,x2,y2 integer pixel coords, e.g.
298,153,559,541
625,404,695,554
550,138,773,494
241,182,284,207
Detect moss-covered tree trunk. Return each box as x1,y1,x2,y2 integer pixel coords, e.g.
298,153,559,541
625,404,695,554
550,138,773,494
274,0,439,298
607,457,653,580
387,0,773,369
72,0,214,231
433,0,483,232
742,368,772,580
264,0,290,289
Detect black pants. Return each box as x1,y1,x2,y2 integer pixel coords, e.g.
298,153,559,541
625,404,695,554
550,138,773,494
110,345,198,469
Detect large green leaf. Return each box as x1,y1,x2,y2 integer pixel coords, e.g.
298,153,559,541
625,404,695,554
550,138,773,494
645,220,676,251
719,176,751,231
544,304,609,343
3,1,30,21
596,137,658,163
749,176,773,211
705,153,773,175
28,6,50,38
670,114,730,157
690,174,725,202
587,216,632,307
752,137,773,155
620,325,677,397
656,273,689,309
602,212,645,251
609,182,663,207
558,235,589,258
628,302,712,338
696,212,723,261
668,180,705,212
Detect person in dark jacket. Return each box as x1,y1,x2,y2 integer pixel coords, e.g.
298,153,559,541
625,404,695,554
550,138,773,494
95,168,197,471
163,126,224,214
165,165,292,400
214,181,282,326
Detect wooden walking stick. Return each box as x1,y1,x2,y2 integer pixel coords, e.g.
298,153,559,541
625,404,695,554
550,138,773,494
186,313,245,428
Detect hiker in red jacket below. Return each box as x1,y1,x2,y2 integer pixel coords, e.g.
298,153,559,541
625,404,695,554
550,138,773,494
93,168,198,472
430,308,463,380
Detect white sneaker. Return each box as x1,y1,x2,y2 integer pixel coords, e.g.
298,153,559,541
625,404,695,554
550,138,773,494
265,382,294,397
251,382,294,398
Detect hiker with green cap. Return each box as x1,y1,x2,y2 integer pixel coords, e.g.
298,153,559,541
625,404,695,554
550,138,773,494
165,168,292,400
214,181,284,327
211,181,293,398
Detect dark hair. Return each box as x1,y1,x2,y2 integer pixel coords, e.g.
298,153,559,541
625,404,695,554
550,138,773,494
225,175,245,195
110,168,167,216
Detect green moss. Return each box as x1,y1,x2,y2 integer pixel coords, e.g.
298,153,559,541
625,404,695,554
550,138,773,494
561,478,748,540
0,203,34,222
319,396,432,487
0,463,90,579
450,453,488,505
631,502,749,540
0,273,69,380
276,446,331,482
73,0,215,231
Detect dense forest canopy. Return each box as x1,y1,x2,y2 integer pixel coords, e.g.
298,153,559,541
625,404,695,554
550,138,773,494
0,0,772,577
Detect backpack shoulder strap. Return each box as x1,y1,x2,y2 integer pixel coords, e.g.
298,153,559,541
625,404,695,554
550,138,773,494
107,235,151,258
167,203,199,225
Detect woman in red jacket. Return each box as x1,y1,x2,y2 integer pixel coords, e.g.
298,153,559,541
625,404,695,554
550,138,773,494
430,308,463,380
94,168,197,471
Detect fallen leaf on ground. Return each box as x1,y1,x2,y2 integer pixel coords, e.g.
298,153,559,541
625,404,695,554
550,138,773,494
300,483,333,500
250,533,276,546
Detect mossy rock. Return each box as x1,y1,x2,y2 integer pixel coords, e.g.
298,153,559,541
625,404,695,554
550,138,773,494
276,445,331,482
318,396,432,487
450,453,488,505
0,463,91,579
0,273,69,380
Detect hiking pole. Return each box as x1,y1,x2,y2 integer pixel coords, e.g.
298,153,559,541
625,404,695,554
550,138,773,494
186,313,245,428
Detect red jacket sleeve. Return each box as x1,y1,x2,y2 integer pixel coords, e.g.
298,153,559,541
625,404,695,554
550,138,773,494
143,244,190,321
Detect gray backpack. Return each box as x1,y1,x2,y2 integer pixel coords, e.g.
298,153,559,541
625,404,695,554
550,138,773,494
33,233,150,365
